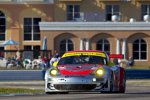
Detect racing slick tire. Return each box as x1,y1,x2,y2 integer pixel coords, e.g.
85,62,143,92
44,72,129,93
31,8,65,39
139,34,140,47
118,68,126,93
46,92,57,94
46,92,69,94
109,73,114,93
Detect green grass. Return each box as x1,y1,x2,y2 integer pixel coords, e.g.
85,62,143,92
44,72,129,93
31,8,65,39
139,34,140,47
0,67,41,70
0,88,44,94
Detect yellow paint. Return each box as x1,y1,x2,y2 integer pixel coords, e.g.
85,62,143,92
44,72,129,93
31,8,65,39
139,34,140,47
108,62,115,67
62,52,106,58
53,62,58,67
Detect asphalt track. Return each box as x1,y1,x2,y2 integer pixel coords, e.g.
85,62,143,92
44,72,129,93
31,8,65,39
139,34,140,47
0,80,150,100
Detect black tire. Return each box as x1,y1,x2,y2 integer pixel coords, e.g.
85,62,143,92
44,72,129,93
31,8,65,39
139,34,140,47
119,71,126,93
60,92,69,94
109,73,114,93
46,92,57,94
46,92,69,94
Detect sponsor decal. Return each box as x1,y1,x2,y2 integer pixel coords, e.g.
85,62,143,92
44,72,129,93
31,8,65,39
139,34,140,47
62,52,106,58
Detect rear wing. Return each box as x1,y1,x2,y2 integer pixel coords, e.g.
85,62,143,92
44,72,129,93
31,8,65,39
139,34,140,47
109,54,124,59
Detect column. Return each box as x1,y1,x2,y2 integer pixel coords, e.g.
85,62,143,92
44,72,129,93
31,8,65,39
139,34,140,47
122,38,127,59
80,39,83,50
85,39,90,50
116,39,120,54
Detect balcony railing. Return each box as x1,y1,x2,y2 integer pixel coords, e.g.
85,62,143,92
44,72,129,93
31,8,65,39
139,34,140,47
100,0,121,1
39,22,150,31
59,0,82,1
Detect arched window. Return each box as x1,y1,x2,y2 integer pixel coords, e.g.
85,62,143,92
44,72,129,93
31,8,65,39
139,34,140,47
96,39,110,54
59,39,74,55
133,39,147,60
0,11,6,41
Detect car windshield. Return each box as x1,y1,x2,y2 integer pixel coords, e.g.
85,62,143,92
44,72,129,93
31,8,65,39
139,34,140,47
58,55,107,65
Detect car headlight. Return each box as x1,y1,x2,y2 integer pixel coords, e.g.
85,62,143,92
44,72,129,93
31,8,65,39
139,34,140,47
95,68,104,76
50,69,58,76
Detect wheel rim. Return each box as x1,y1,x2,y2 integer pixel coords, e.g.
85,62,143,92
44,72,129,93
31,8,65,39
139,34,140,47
123,74,126,91
120,73,126,92
110,75,113,92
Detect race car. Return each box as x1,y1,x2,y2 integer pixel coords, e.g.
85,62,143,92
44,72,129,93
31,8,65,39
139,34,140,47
44,50,126,93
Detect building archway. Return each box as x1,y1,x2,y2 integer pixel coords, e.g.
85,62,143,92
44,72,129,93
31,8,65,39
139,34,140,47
59,39,74,55
127,33,149,61
132,39,147,60
54,33,76,55
91,33,113,52
96,39,110,54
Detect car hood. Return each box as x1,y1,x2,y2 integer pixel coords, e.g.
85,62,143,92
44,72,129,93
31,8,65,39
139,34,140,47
57,64,101,76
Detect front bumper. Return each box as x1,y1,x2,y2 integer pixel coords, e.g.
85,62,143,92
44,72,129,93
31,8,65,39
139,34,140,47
45,76,108,92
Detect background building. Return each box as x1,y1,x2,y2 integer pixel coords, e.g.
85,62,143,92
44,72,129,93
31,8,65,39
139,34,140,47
0,0,54,58
0,0,150,66
40,0,150,66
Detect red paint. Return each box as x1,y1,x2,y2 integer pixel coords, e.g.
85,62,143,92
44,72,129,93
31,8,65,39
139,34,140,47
60,69,93,76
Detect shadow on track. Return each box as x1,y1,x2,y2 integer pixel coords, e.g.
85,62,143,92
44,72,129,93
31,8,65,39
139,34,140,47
125,92,150,95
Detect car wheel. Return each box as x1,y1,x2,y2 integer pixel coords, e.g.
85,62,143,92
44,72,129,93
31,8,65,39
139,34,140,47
59,92,69,94
46,92,69,94
119,71,126,93
101,72,114,93
109,73,114,93
46,92,57,94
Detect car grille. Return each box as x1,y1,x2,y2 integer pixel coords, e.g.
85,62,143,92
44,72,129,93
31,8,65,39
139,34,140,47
54,84,96,90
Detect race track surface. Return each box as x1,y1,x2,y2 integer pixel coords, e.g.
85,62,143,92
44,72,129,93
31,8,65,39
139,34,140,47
0,80,150,100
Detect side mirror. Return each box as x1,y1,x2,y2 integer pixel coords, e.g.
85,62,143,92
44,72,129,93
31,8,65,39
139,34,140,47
53,61,58,67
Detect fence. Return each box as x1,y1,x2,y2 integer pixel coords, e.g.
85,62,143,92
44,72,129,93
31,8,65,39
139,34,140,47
0,50,52,59
0,69,149,81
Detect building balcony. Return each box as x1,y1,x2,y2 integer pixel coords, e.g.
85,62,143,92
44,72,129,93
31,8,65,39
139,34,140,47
59,0,82,2
100,0,150,2
100,0,121,1
39,22,150,31
58,0,150,2
0,0,54,4
58,0,127,2
100,0,127,1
